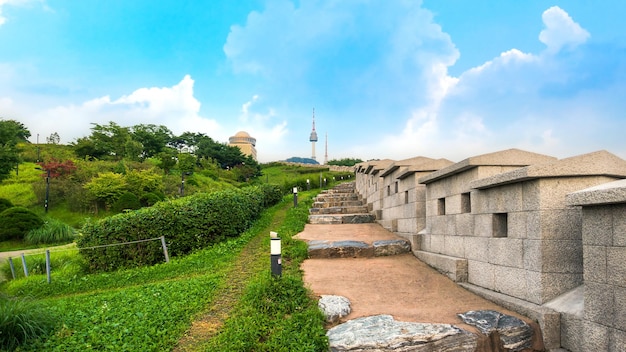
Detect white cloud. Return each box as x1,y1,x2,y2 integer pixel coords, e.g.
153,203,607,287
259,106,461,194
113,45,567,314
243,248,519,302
0,0,41,26
367,5,626,162
539,6,590,53
26,75,220,144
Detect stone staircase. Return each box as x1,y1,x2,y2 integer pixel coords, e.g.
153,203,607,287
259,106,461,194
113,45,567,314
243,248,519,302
308,182,376,224
304,182,411,259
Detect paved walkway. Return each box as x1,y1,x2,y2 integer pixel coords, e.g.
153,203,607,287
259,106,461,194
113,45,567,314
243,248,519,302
295,223,545,351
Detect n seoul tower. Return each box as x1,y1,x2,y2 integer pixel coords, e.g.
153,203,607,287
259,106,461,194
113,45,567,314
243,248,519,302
309,108,318,161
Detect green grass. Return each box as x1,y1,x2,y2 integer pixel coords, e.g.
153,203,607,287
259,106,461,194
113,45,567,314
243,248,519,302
203,191,327,352
0,294,55,350
0,192,328,351
25,217,77,245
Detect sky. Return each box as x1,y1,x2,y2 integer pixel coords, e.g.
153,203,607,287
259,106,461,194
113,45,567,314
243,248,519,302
1,0,625,163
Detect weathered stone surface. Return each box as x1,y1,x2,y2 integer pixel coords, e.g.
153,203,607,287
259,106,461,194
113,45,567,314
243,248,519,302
318,295,351,323
373,239,411,256
327,315,477,352
307,240,374,258
308,214,376,225
457,310,533,351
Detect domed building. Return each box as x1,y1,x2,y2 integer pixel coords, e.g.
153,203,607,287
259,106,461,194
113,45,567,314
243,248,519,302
228,131,257,161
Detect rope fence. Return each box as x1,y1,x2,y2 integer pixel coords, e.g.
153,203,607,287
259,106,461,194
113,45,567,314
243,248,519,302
5,236,170,283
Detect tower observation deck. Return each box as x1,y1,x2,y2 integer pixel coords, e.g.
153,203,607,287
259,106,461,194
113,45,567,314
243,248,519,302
310,108,318,160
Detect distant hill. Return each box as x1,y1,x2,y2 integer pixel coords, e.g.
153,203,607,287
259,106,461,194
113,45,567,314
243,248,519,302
284,157,319,165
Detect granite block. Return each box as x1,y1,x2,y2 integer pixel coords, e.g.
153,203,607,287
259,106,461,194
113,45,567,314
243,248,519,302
464,236,489,261
489,238,524,268
583,321,609,352
614,286,626,330
584,245,607,284
443,235,465,258
585,282,614,324
582,206,613,246
608,247,626,287
456,213,474,236
468,260,495,290
612,204,626,246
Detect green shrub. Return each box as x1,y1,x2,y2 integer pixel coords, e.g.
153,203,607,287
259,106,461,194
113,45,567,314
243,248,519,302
0,197,13,213
77,185,283,272
111,192,141,213
0,207,44,241
25,218,77,245
141,192,163,207
0,294,54,350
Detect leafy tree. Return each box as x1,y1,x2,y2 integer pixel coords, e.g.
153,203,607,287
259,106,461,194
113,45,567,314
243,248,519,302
37,158,77,178
156,148,178,174
131,124,173,159
0,119,30,181
72,137,107,160
84,172,127,213
46,132,60,144
177,152,196,173
124,169,163,199
327,158,363,167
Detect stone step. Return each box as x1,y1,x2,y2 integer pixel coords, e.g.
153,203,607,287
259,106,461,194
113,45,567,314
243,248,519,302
312,200,364,208
308,213,377,225
307,239,411,259
321,186,355,194
309,206,369,215
315,194,361,202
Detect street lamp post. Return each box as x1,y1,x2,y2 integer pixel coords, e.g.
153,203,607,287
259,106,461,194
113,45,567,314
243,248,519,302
180,171,192,196
36,167,50,213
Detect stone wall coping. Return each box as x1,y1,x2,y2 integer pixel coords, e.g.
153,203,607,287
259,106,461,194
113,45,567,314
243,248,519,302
379,156,436,178
397,158,455,180
566,178,626,206
357,159,394,175
418,148,556,184
471,150,626,190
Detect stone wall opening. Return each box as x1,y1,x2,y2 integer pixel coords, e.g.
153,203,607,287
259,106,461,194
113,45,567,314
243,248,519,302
492,213,508,238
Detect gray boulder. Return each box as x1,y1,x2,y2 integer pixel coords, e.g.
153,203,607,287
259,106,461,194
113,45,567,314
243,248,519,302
318,295,352,323
458,310,533,351
327,314,477,351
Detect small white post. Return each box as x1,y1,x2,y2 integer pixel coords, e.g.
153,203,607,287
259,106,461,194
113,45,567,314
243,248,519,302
270,231,282,277
293,187,298,207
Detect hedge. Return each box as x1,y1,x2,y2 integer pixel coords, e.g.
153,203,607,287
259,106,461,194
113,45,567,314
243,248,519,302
77,184,283,272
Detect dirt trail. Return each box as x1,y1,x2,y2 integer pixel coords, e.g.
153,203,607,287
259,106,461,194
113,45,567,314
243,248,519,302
297,223,545,351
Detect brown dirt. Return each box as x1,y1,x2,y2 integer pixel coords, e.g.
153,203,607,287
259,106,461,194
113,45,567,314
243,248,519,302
296,223,544,351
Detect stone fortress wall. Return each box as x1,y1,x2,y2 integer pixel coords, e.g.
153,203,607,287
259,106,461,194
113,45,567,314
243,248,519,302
354,149,626,351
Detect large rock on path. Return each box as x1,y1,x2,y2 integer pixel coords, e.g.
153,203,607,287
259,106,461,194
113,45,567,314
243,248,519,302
327,314,478,351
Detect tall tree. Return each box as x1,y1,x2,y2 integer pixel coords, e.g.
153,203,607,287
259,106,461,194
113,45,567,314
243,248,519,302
131,124,173,159
0,119,31,181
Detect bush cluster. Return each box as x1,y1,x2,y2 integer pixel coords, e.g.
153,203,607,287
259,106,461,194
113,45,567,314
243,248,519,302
77,184,283,272
0,207,44,241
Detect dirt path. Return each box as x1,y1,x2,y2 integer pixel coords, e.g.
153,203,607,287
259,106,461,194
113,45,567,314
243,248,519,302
173,204,288,352
0,243,77,262
298,223,545,351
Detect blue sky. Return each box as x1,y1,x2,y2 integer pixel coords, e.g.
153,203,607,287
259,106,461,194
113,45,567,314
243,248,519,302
1,0,625,163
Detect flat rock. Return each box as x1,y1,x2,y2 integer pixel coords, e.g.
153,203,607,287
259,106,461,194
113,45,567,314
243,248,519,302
373,239,411,256
458,310,533,351
319,295,351,323
327,314,477,351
